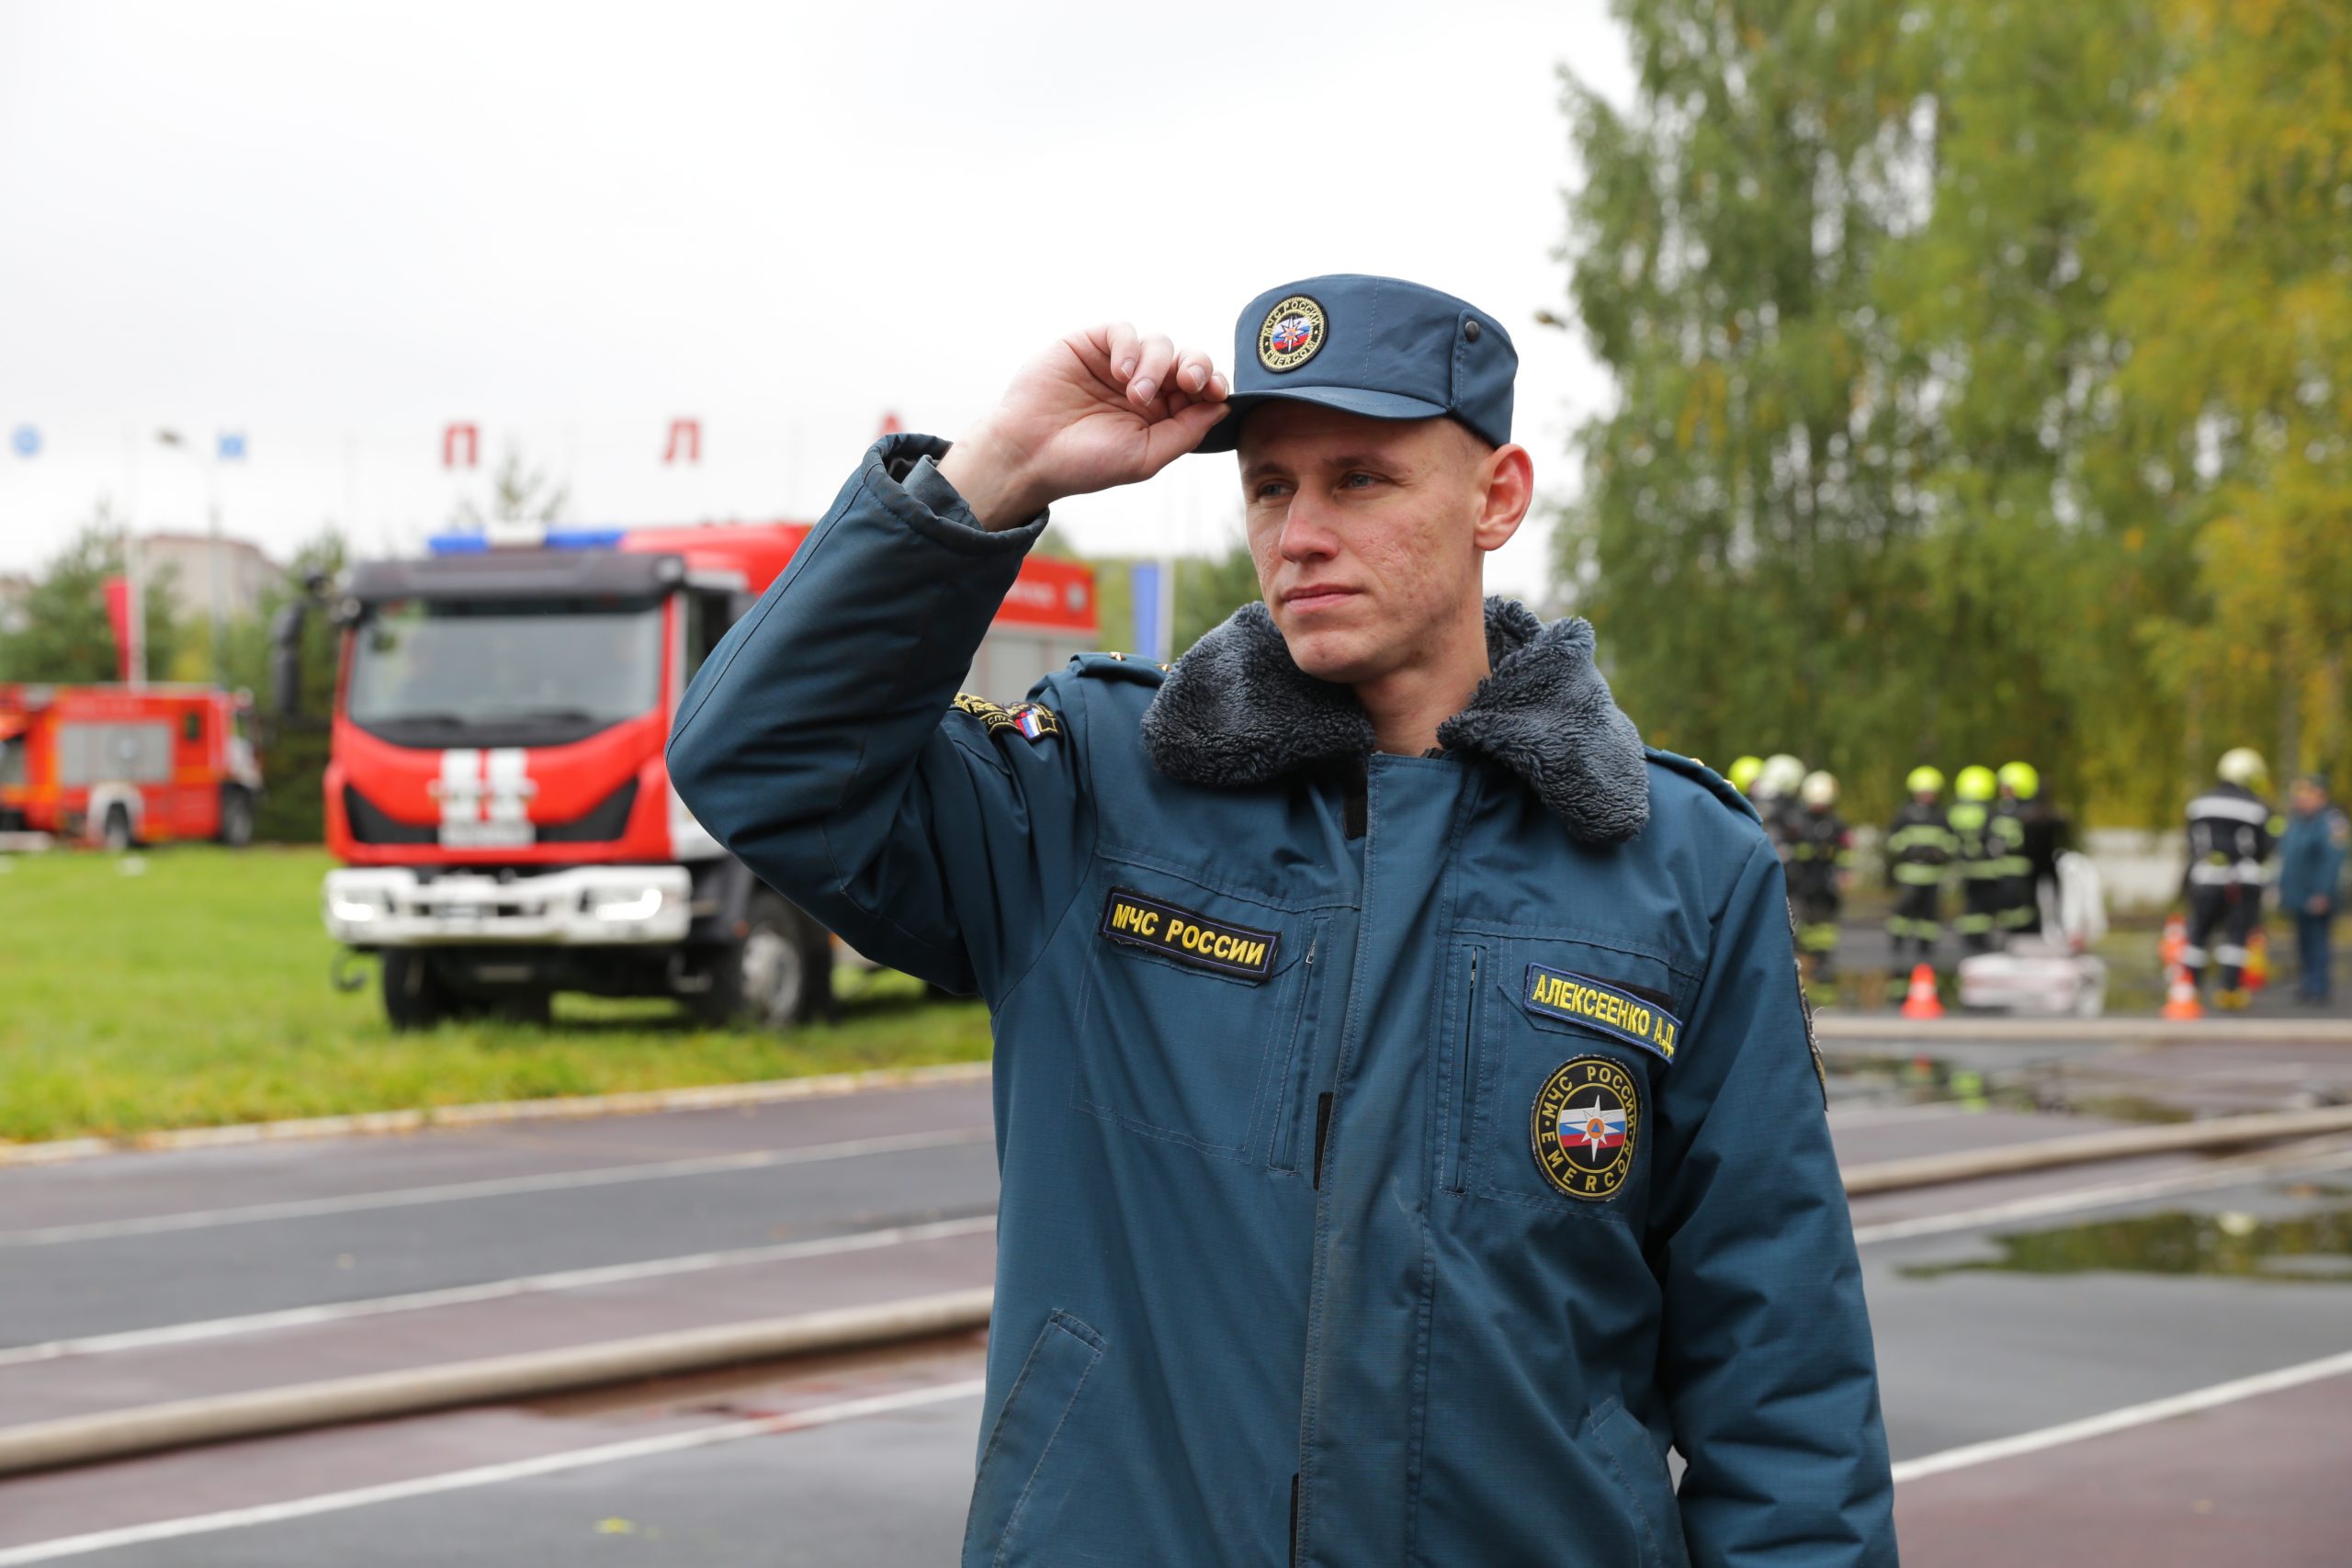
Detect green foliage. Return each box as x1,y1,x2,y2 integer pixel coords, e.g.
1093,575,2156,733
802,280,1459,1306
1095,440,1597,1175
1081,540,1262,659
449,445,571,527
1556,0,2346,827
0,508,186,683
216,530,347,841
1173,542,1263,655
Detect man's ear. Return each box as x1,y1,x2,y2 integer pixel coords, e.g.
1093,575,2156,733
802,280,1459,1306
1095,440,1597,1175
1473,444,1533,553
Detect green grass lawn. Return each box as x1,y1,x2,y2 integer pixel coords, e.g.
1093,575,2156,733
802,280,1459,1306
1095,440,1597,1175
0,846,992,1144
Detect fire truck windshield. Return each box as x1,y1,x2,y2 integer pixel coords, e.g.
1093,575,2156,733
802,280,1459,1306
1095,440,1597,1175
345,596,664,747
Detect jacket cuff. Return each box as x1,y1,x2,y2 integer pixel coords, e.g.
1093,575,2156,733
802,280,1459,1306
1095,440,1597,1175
866,433,1049,556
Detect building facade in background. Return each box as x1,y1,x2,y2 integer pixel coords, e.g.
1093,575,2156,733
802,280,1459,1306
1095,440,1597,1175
135,533,280,624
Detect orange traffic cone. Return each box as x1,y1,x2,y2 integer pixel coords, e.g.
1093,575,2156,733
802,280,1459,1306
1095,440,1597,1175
1899,964,1944,1020
2161,961,2203,1021
2245,929,2270,992
2159,913,2187,970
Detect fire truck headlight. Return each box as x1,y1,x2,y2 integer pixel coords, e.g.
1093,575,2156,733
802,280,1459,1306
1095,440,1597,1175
329,895,383,924
582,886,666,923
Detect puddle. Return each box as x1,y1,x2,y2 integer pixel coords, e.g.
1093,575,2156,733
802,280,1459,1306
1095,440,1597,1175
1903,1205,2352,1283
1829,1052,2189,1124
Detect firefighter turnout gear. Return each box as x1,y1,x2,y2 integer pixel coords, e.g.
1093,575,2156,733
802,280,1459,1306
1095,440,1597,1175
1887,780,1956,966
1945,767,2008,954
2184,765,2276,998
1789,774,1850,982
666,434,1896,1568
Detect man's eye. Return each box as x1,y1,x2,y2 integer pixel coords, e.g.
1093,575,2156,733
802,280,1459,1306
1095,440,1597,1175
1340,472,1379,490
1252,481,1293,501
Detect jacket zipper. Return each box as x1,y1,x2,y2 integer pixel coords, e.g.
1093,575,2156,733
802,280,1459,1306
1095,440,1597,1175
1446,946,1482,1193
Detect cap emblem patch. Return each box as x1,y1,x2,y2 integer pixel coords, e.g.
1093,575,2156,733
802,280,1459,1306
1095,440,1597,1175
1257,295,1327,373
1531,1056,1640,1201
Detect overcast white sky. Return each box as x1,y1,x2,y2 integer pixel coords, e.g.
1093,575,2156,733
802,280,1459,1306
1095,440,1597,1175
0,0,1632,603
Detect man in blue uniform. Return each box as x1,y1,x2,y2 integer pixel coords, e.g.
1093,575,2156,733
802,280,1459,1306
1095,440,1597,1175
669,276,1896,1565
2278,773,2347,1005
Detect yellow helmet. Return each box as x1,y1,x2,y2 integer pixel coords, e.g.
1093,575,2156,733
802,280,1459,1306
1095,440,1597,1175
1997,761,2040,799
1727,755,1764,794
1905,765,1945,796
1955,765,1997,802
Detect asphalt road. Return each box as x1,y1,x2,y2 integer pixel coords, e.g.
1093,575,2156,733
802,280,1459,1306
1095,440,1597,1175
4,1042,2349,1565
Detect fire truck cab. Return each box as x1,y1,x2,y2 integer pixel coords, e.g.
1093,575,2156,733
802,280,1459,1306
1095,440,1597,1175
0,683,261,849
310,520,1097,1031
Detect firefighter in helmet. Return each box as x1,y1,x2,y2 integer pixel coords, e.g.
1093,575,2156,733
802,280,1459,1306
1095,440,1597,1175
1789,770,1850,984
1727,755,1765,799
2183,747,2276,1007
1947,765,2008,955
1995,761,2064,936
1756,752,1807,863
1886,766,1956,970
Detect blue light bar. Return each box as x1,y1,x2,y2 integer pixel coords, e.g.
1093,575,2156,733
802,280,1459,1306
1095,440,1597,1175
426,527,628,557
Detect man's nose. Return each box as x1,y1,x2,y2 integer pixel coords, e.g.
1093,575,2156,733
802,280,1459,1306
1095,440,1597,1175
1278,496,1341,563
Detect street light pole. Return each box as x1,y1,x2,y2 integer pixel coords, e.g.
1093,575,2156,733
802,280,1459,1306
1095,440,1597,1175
154,428,226,682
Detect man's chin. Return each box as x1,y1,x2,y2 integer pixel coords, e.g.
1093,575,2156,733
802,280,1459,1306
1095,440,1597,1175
1276,621,1382,685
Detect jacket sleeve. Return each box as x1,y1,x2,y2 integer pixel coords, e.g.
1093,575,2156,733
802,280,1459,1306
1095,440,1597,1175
665,434,1095,999
1650,839,1897,1567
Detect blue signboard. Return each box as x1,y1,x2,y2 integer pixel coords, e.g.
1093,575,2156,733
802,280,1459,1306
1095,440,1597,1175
9,425,38,458
217,433,247,460
1129,560,1175,662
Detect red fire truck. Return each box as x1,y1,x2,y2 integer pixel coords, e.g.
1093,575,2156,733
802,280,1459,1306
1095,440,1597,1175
0,683,262,849
296,520,1097,1032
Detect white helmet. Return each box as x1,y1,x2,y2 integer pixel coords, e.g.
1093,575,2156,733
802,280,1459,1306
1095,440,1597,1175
1800,770,1838,808
2217,748,2267,787
1758,753,1806,800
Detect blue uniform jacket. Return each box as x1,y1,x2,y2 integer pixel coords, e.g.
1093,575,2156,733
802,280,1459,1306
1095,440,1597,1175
668,434,1896,1567
2279,807,2348,911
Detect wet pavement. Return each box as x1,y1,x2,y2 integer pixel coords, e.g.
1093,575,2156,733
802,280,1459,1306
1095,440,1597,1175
3,1050,2349,1562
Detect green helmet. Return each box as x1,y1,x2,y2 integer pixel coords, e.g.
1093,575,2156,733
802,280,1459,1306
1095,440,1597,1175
1997,761,2039,800
1905,765,1944,796
1727,755,1764,794
1955,764,1997,802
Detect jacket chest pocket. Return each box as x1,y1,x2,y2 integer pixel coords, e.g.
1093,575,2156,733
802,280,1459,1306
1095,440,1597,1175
1441,932,1688,1213
1071,872,1320,1163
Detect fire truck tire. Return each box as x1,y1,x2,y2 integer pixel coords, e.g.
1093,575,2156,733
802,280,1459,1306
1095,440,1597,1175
381,951,449,1032
697,893,832,1031
100,806,136,852
218,787,255,848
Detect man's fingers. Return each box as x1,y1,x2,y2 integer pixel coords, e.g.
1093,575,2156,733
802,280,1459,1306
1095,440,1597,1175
1142,397,1235,468
1102,322,1141,382
1173,348,1220,397
1130,333,1177,407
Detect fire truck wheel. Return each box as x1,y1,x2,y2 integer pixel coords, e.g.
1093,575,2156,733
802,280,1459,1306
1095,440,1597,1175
381,951,448,1032
699,893,832,1031
100,806,136,852
218,787,255,848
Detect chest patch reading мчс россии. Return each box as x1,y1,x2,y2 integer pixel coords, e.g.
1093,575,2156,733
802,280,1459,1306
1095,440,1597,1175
1098,887,1279,980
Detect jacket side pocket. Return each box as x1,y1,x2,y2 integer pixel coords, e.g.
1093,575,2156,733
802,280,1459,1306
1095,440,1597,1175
1587,1397,1690,1568
964,1310,1108,1568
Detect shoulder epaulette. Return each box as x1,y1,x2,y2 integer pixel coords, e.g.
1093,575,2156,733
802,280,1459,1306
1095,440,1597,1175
1645,747,1760,823
1069,650,1170,686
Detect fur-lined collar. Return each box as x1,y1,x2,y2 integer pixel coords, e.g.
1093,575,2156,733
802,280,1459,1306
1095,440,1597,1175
1139,597,1649,845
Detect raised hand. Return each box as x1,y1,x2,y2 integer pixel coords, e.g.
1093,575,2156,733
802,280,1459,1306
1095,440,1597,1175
935,324,1229,530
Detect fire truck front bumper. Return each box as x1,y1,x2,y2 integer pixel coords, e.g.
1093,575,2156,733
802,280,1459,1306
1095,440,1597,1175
323,865,695,947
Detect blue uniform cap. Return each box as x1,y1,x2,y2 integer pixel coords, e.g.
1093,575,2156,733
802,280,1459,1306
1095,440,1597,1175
1193,273,1518,454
